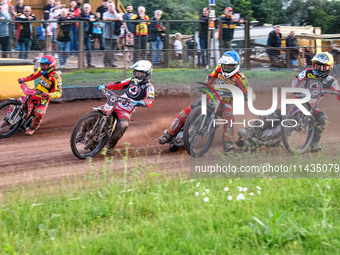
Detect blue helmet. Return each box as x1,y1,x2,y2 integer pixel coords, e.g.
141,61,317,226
218,50,241,77
38,55,56,75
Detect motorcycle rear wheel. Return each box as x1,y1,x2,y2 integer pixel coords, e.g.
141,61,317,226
70,111,113,159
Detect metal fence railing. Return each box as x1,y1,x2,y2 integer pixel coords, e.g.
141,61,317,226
0,19,337,71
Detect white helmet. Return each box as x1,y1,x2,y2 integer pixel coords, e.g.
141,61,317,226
218,50,241,78
130,60,153,84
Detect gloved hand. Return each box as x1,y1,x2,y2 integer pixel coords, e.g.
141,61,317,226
243,93,248,102
41,92,50,99
133,100,145,107
18,78,24,83
97,84,106,92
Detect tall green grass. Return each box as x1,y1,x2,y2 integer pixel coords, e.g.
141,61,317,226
1,147,339,254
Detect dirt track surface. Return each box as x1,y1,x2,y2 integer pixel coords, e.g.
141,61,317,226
1,93,340,187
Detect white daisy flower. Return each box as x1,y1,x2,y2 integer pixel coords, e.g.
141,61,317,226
196,182,200,187
204,197,209,202
195,192,199,197
224,187,229,192
228,196,233,200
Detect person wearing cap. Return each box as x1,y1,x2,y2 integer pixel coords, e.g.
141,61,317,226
219,7,243,52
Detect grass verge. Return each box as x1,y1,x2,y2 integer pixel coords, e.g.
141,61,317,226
61,68,298,87
1,146,339,254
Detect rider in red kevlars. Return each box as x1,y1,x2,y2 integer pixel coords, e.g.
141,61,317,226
97,60,154,154
240,52,340,152
0,55,62,135
158,50,250,152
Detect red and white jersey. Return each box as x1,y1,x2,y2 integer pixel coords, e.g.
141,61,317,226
105,77,154,113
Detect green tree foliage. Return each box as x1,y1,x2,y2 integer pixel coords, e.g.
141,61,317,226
123,0,340,34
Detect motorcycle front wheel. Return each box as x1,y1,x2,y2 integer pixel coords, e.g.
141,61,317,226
281,104,314,154
70,111,114,159
183,106,215,157
0,100,23,138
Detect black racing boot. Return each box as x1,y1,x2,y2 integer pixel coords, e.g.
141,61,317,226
223,141,234,153
158,130,173,145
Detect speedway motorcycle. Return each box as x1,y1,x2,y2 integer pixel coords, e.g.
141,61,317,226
70,87,134,159
237,88,340,154
0,82,49,138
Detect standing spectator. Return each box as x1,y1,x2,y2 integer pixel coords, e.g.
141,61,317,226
79,3,97,67
266,25,282,70
219,7,243,52
69,0,80,55
95,0,107,50
56,8,71,68
123,4,133,35
173,32,182,60
285,30,299,66
303,47,314,66
96,0,108,19
92,12,103,50
123,4,133,62
43,0,54,19
16,5,36,59
131,6,149,62
14,0,24,15
102,2,121,67
0,3,10,58
329,43,340,77
185,35,197,63
50,0,65,56
149,10,165,65
76,0,82,9
198,7,209,67
1,0,10,14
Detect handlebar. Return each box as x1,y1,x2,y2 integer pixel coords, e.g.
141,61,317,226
101,87,135,104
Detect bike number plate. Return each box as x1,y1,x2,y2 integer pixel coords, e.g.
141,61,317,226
103,104,114,111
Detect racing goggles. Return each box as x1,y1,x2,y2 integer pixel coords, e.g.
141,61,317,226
312,63,331,72
222,64,238,72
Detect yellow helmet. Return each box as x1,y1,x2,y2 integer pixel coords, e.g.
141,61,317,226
311,52,334,78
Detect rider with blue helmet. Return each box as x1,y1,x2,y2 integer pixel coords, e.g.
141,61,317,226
159,50,250,153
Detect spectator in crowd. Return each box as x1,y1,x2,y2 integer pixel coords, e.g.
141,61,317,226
303,46,314,66
16,5,36,59
198,7,209,67
149,10,165,65
174,32,183,60
123,4,133,61
14,0,24,15
96,0,108,19
43,0,54,24
185,35,197,63
76,0,82,9
50,0,65,53
79,3,97,67
285,30,299,66
92,12,103,50
219,7,243,52
123,4,133,35
1,0,10,14
266,25,282,70
329,43,340,77
56,8,72,68
0,3,10,58
102,2,121,67
131,6,149,62
69,0,80,55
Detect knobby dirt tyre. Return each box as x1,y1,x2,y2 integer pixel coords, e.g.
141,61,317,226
70,111,110,159
183,106,215,157
0,100,23,139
